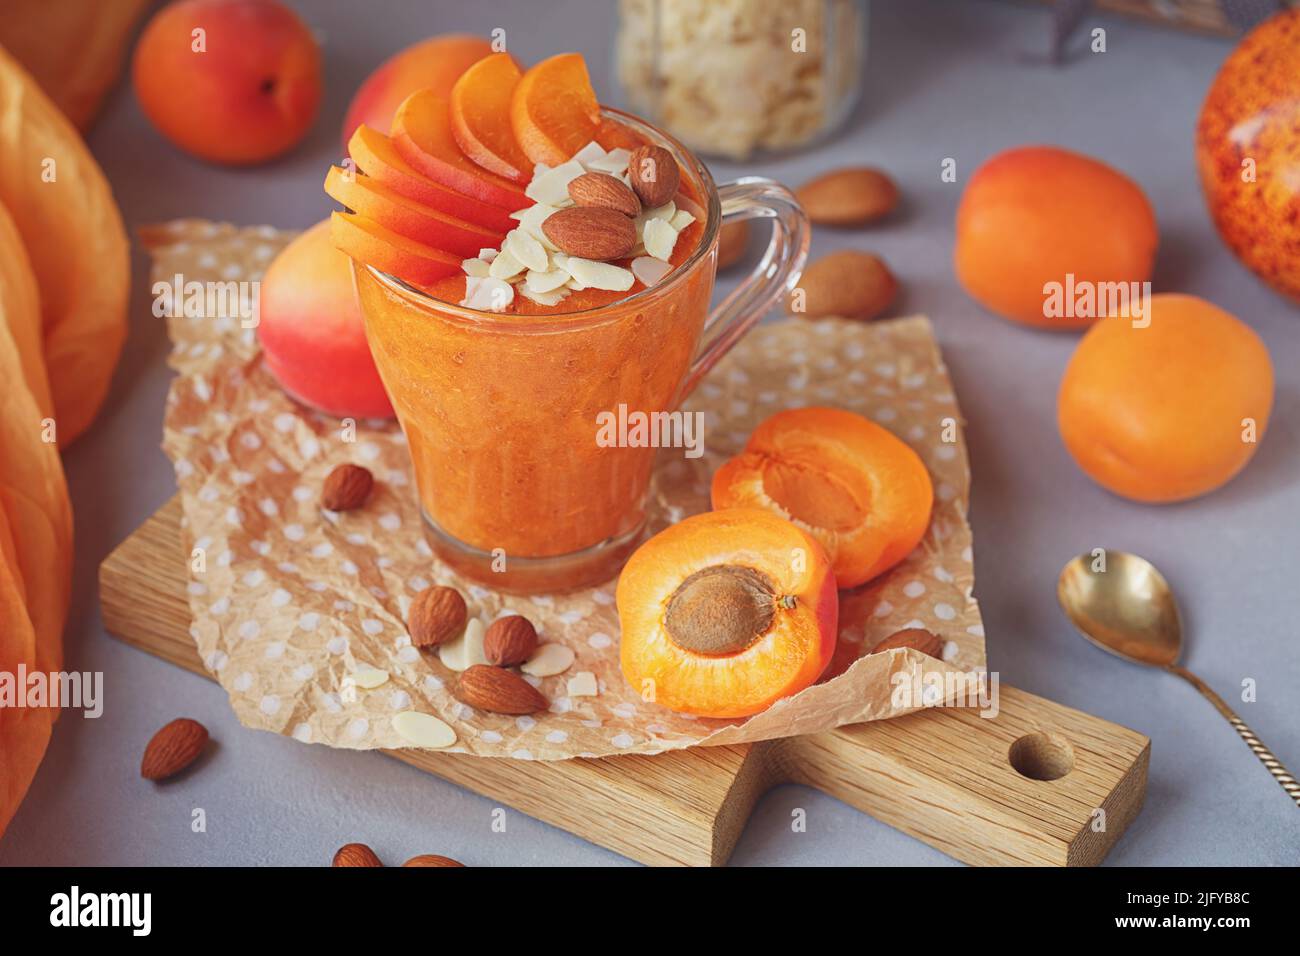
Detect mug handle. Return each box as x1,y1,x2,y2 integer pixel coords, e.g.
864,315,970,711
678,177,810,399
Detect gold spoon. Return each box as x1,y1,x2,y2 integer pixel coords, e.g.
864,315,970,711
1058,550,1299,808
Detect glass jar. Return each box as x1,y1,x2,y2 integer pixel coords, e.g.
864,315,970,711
616,0,868,160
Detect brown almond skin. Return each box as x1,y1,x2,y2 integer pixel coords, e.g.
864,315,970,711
457,664,549,715
628,144,680,209
332,843,383,867
568,172,641,217
484,615,539,667
717,220,750,270
542,206,637,260
140,717,208,781
797,167,899,226
402,854,466,867
409,586,467,648
321,463,374,511
873,628,945,659
786,250,896,321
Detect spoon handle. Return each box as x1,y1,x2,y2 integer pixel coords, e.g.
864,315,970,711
1167,664,1300,808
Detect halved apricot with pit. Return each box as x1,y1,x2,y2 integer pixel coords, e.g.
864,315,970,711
617,509,838,718
711,408,933,590
510,53,601,166
450,53,532,183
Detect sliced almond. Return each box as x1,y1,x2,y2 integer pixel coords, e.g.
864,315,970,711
525,268,570,294
438,617,488,672
566,671,599,697
503,229,549,273
461,276,514,312
477,247,499,262
571,140,608,166
642,217,679,261
525,159,585,205
461,257,491,278
641,200,676,223
518,285,570,307
631,256,673,287
521,642,576,677
587,147,632,177
668,208,696,231
565,257,635,292
351,667,389,689
487,247,525,281
392,711,457,749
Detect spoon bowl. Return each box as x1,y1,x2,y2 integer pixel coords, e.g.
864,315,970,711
1057,550,1182,667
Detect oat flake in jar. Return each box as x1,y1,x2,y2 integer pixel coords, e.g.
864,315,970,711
616,0,867,160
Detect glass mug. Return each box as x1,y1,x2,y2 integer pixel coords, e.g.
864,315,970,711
353,108,809,593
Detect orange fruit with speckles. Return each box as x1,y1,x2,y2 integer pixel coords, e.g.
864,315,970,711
1196,9,1300,302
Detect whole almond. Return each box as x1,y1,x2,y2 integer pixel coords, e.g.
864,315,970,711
403,854,466,867
140,717,208,780
408,586,467,648
542,206,637,260
332,843,382,867
787,250,896,321
457,664,548,715
322,463,373,511
872,628,945,659
484,615,538,667
569,172,641,217
796,167,899,226
628,144,680,209
717,220,750,270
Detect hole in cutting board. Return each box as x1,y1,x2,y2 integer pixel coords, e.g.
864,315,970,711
1008,732,1075,781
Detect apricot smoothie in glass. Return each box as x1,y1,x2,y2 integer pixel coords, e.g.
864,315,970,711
329,53,808,592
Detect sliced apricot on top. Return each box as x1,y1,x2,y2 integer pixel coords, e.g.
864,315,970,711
510,53,601,166
711,408,933,590
617,509,838,719
347,124,516,233
450,53,532,183
329,210,462,287
391,89,529,211
325,166,503,257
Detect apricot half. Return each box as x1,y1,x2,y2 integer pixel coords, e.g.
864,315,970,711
617,509,837,719
712,408,933,589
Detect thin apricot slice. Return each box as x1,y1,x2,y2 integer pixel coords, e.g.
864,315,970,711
324,166,503,257
329,211,462,287
617,509,838,719
510,53,601,166
711,408,933,590
450,53,532,182
391,89,528,210
348,125,516,232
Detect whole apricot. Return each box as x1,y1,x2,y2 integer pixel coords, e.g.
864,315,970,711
1196,9,1300,302
955,146,1157,329
1057,294,1273,503
133,0,321,165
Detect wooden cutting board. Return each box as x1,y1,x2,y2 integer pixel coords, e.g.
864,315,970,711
100,497,1150,866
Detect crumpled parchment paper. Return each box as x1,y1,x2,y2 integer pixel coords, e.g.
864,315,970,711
144,220,987,760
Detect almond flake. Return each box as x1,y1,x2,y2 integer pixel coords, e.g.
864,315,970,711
526,159,585,205
674,194,705,221
631,256,673,287
532,163,551,178
526,268,570,294
438,617,488,672
669,208,696,231
567,671,599,697
518,285,570,307
461,257,491,278
571,141,608,166
643,217,680,261
564,257,635,292
477,247,499,262
504,229,549,273
588,147,632,177
514,203,562,251
392,711,456,749
521,642,576,677
351,667,390,689
642,201,676,222
487,248,525,280
461,276,514,312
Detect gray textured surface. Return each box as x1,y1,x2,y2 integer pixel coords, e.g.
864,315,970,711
2,0,1297,867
